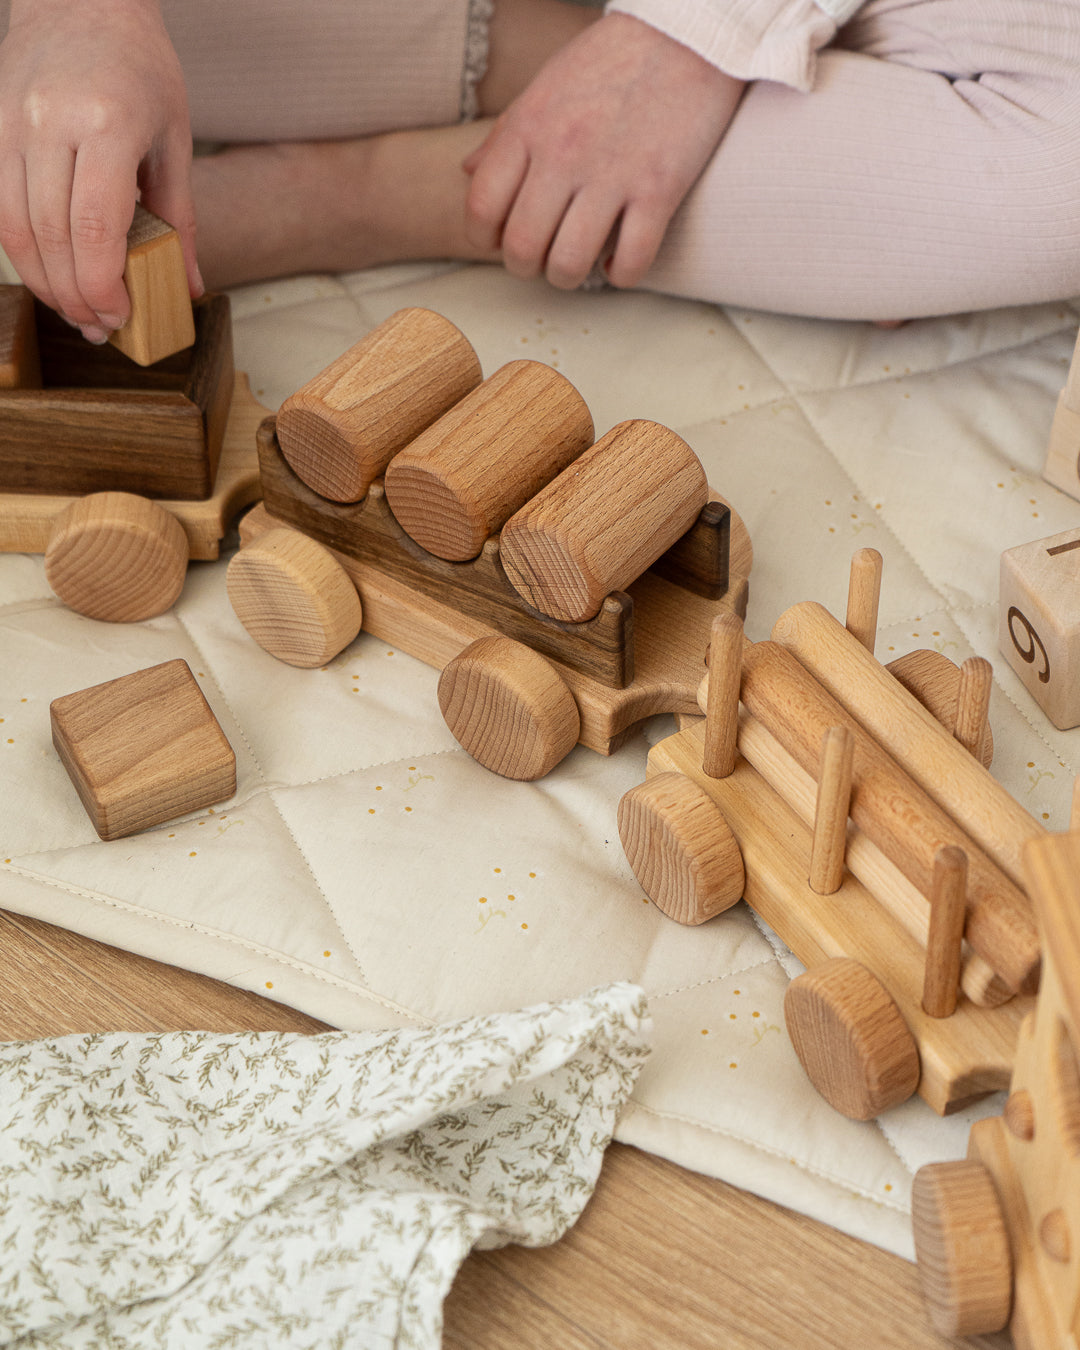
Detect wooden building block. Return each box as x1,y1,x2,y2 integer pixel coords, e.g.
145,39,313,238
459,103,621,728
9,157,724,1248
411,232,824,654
51,659,236,840
0,289,233,500
44,491,189,622
108,205,196,367
276,308,482,503
384,360,593,560
0,284,41,389
999,525,1080,729
1042,392,1080,501
500,419,708,623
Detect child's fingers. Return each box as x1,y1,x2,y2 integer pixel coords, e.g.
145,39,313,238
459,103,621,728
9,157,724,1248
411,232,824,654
0,157,58,314
68,140,143,327
544,190,624,291
463,131,529,252
603,199,672,290
26,146,106,332
139,129,202,299
499,167,575,280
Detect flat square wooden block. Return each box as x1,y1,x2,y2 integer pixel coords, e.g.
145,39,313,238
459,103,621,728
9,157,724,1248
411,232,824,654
51,659,236,840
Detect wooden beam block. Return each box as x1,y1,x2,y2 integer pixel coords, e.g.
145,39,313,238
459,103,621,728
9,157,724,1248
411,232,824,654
51,659,236,840
1000,525,1080,729
107,205,195,367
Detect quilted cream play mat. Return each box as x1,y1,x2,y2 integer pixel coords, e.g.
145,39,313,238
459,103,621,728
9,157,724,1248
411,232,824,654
3,257,1079,1259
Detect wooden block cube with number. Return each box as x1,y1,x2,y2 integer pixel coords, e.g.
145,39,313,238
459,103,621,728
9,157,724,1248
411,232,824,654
51,658,236,840
999,526,1080,729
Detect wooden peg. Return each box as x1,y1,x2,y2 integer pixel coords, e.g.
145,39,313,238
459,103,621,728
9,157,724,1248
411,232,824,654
226,527,362,668
845,547,883,654
276,308,482,503
384,360,593,561
44,491,189,621
953,655,993,760
922,845,968,1018
107,205,195,366
702,611,743,779
437,636,580,780
809,725,854,895
0,285,41,388
50,658,235,840
500,419,707,623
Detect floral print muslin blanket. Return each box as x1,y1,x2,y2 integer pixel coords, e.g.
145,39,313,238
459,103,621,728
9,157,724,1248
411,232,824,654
0,982,650,1349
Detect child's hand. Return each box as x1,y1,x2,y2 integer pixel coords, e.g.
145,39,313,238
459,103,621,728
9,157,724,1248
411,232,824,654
0,0,200,342
463,13,744,291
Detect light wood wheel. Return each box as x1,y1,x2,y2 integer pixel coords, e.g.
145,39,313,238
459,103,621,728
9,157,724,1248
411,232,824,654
44,491,188,622
911,1160,1012,1337
226,527,362,668
783,958,920,1119
437,636,580,780
617,771,745,925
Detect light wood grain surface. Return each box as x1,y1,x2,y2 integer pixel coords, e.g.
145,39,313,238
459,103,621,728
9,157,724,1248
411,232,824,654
0,906,1012,1349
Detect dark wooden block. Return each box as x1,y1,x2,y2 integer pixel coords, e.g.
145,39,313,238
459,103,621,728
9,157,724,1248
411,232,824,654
0,287,233,500
51,658,236,841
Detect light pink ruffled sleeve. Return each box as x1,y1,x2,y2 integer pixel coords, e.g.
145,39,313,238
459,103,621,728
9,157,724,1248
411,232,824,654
603,0,865,91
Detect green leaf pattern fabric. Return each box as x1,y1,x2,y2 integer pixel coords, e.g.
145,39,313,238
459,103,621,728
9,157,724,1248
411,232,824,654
0,983,650,1349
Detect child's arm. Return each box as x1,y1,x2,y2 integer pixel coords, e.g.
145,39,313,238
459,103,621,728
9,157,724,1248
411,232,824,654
463,12,745,291
0,0,200,342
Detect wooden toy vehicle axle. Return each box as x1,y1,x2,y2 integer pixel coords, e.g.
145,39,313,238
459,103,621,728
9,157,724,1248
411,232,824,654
618,550,1043,1120
229,308,752,780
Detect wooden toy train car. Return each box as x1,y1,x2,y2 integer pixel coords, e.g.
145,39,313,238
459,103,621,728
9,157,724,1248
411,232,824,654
618,552,1045,1121
913,825,1080,1346
229,307,752,780
0,210,263,621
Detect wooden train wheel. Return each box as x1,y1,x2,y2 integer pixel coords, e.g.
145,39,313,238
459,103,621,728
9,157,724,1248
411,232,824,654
227,527,362,668
437,635,580,781
911,1159,1012,1337
617,771,745,925
783,958,920,1120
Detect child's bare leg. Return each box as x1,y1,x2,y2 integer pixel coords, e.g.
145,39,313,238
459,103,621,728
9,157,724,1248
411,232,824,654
188,0,598,290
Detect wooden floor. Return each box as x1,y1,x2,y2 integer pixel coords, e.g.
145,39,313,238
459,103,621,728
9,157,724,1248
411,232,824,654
0,907,1012,1349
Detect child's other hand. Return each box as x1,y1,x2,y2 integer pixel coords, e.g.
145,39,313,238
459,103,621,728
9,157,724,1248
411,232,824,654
0,0,200,341
463,13,744,291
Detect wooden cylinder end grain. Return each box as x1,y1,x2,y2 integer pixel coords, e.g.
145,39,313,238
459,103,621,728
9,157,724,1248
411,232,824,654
226,528,362,668
499,419,708,623
384,360,593,561
911,1160,1013,1337
437,636,580,780
783,957,921,1119
44,492,189,622
617,772,745,925
276,308,482,503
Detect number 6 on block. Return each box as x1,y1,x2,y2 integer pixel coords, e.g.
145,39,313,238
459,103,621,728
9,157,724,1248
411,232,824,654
999,527,1080,728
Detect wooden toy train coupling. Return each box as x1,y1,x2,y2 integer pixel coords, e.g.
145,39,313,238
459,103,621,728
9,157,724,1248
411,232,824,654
228,305,752,780
618,549,1047,1125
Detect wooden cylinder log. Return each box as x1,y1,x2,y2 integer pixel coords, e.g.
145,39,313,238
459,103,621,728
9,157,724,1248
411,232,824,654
499,419,707,623
739,639,1040,993
383,360,593,561
275,308,482,503
772,601,1045,890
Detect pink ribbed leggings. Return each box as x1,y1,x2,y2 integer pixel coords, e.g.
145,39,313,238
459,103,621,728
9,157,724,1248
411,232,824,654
49,1,1080,316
